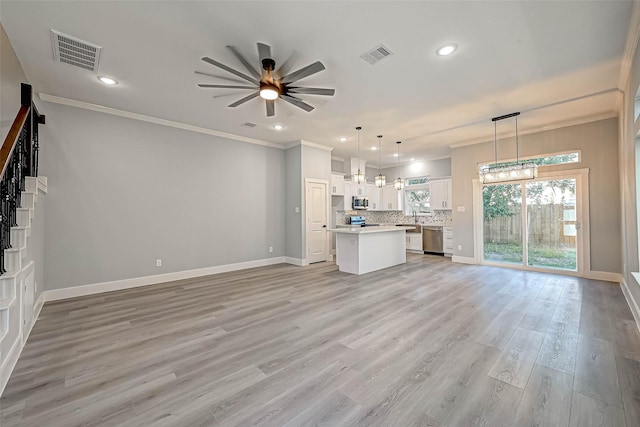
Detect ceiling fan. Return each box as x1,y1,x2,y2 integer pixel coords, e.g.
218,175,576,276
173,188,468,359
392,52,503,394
197,43,335,117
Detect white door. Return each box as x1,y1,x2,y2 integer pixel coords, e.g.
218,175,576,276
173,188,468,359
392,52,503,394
306,180,329,263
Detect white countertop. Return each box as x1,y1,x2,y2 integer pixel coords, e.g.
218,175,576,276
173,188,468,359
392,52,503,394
329,225,416,234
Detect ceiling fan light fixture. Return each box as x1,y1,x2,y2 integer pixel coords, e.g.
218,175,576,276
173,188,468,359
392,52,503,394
259,84,279,100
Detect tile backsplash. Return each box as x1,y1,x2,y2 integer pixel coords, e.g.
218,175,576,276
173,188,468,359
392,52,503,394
336,210,452,226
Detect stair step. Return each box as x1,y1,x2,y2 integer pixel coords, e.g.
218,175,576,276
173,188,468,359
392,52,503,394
3,246,26,273
20,192,35,210
25,177,38,194
16,208,31,227
10,227,29,249
0,297,14,311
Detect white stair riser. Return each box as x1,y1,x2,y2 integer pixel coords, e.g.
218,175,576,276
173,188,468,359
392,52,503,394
16,209,31,227
3,251,21,273
20,193,35,210
10,229,27,249
24,177,38,194
0,276,16,300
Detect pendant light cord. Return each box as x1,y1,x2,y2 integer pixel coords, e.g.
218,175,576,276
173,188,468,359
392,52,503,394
515,116,519,163
378,135,382,174
494,121,498,167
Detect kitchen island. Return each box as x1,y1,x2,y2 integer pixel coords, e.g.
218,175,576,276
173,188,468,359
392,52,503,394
329,226,416,275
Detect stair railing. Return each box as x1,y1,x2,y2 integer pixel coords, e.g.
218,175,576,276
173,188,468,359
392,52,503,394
0,83,45,274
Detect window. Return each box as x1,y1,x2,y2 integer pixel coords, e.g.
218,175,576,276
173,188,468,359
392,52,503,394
479,151,580,173
404,176,430,215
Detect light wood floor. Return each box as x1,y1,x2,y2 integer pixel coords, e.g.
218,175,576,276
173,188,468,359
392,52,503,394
2,254,640,426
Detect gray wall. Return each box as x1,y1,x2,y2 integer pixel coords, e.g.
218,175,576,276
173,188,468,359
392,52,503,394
620,32,640,311
1,24,28,143
451,117,620,274
331,159,344,174
40,103,286,290
285,145,302,259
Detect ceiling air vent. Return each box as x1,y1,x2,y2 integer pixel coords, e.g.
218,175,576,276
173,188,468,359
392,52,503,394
241,122,257,128
51,30,102,72
360,44,393,65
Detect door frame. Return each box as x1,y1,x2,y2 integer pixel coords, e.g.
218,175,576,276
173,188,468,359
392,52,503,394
473,168,590,277
304,178,331,264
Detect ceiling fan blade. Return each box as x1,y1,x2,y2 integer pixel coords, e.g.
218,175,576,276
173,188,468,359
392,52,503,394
257,42,272,62
274,51,300,80
194,71,247,84
228,92,260,108
198,84,256,89
287,87,335,96
281,61,326,84
281,94,315,112
266,100,275,117
201,57,258,85
226,45,261,80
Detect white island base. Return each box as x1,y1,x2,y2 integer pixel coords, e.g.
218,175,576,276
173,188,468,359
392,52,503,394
330,226,414,275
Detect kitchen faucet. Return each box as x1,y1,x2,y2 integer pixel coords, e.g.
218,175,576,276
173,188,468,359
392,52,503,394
413,211,418,224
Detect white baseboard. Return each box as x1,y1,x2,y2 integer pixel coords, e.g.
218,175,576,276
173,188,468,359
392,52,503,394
584,271,622,283
285,257,308,266
452,255,478,265
44,257,286,302
0,334,22,397
622,275,640,334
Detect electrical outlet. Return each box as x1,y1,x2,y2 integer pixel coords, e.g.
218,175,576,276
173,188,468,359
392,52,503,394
269,246,273,253
295,207,300,213
156,259,162,267
457,206,465,212
457,245,462,251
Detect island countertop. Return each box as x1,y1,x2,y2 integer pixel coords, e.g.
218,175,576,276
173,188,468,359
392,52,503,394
328,226,417,234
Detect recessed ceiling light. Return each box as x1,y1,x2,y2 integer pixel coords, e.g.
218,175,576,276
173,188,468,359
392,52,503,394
339,137,347,142
371,146,377,151
410,158,415,162
393,153,399,157
273,124,284,130
436,44,457,56
98,76,118,85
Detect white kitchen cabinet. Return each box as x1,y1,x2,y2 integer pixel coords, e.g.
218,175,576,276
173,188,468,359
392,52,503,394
367,184,381,211
352,182,365,197
381,184,401,210
331,173,345,196
344,180,353,209
406,232,423,251
431,178,452,210
443,226,453,256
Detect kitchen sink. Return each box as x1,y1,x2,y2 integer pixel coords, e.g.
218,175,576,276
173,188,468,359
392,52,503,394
396,224,421,233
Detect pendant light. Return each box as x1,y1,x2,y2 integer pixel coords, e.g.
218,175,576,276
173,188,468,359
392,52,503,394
394,141,404,190
353,126,365,184
479,112,538,184
375,135,386,188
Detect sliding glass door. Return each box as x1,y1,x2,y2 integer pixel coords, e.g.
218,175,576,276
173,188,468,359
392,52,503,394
482,175,580,272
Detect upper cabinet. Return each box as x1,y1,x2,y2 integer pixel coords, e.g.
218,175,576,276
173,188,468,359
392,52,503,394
381,184,401,210
431,178,452,210
331,173,345,196
366,184,381,210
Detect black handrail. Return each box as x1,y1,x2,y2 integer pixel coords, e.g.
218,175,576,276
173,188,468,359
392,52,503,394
0,83,44,274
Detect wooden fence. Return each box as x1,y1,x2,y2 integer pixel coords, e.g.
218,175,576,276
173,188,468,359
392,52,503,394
484,204,576,246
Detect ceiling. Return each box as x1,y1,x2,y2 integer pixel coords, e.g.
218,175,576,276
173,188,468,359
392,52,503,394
1,1,632,167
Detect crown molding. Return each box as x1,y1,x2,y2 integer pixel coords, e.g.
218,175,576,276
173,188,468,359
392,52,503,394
284,139,334,151
618,0,640,92
448,111,619,149
38,93,284,149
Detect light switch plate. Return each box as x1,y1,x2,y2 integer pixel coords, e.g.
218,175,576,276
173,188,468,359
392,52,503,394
457,206,465,212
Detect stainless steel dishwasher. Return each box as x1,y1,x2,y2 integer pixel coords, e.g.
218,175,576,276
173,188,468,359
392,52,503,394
422,226,444,254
